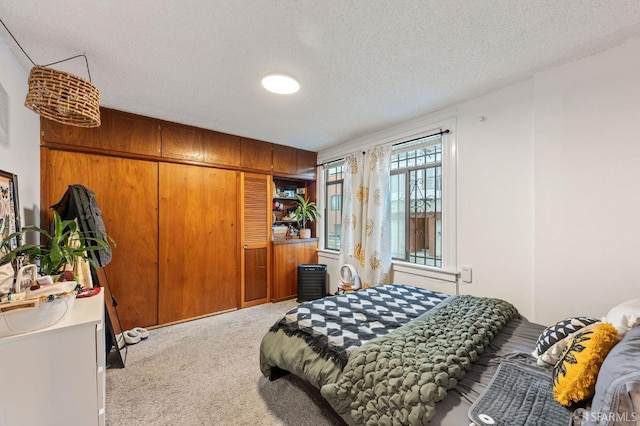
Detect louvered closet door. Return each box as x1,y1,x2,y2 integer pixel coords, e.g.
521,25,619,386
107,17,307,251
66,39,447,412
241,173,271,307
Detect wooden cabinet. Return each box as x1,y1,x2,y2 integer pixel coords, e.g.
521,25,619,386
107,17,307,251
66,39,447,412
41,107,317,327
161,123,204,162
158,163,238,323
273,146,317,179
41,108,161,157
42,108,313,176
240,137,272,173
241,173,271,307
0,292,105,426
272,144,298,175
43,149,159,331
272,240,318,302
203,130,240,168
161,124,242,168
296,149,317,179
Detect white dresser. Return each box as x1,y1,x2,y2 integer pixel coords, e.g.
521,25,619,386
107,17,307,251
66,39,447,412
0,291,105,426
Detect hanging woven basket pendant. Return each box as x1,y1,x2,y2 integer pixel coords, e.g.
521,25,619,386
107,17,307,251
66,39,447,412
24,65,101,128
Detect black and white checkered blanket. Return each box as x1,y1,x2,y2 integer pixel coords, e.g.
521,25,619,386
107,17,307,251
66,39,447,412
269,284,448,368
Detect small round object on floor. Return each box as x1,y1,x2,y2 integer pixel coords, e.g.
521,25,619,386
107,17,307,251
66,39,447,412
132,327,149,340
123,329,141,345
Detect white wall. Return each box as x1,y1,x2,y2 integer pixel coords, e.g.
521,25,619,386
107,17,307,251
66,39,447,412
318,37,640,325
456,81,535,319
533,37,640,325
0,40,41,228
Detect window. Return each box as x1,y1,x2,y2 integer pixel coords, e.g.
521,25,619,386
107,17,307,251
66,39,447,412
320,125,455,271
324,162,344,250
390,134,443,267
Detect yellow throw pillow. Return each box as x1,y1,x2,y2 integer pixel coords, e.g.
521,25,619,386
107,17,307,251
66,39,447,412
552,322,618,406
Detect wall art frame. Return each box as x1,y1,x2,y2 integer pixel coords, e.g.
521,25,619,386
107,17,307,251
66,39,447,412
0,169,21,258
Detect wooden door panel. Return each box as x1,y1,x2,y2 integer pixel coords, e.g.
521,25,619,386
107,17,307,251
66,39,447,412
241,173,270,307
240,138,272,173
272,144,297,175
159,163,238,323
41,117,101,148
161,124,204,162
244,248,267,301
204,130,241,168
44,150,159,330
42,108,161,157
103,109,161,156
297,149,317,179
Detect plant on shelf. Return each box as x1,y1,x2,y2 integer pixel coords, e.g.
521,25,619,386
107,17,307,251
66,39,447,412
293,194,320,239
0,210,113,277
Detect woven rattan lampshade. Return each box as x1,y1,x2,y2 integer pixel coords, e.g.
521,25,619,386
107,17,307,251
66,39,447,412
24,66,100,127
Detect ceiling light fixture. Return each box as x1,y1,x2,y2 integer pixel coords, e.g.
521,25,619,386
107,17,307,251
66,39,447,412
261,73,300,95
0,17,101,127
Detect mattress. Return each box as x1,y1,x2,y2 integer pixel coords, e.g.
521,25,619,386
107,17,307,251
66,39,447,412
259,284,545,424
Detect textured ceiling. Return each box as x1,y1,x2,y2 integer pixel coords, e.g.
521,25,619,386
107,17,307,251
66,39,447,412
2,1,640,152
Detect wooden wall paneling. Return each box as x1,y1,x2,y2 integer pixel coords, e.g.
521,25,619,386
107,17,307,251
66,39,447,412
271,241,318,302
240,138,272,173
161,123,204,162
43,150,159,330
203,130,241,168
240,173,271,307
158,163,238,324
297,149,318,179
272,144,298,175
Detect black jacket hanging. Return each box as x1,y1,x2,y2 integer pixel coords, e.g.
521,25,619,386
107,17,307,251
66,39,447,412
50,184,112,267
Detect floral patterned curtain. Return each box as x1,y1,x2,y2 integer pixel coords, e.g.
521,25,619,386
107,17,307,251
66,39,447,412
339,145,392,288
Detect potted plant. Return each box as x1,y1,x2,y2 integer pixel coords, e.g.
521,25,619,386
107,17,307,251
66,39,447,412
293,194,320,239
0,210,112,278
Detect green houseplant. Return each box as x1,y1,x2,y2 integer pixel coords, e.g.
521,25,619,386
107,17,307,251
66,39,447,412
293,194,320,239
0,210,112,276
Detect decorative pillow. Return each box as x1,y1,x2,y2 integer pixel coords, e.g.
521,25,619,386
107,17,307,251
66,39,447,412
552,322,619,407
603,299,640,339
586,325,640,425
532,316,600,366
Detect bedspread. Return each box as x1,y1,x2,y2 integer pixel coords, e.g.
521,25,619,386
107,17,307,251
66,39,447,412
319,295,519,425
260,284,448,389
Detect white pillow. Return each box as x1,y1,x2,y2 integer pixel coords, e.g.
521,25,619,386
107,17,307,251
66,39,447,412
603,298,640,339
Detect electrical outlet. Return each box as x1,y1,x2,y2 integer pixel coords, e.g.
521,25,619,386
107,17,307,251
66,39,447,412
460,266,472,283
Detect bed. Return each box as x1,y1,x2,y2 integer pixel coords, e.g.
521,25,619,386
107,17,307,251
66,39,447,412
259,284,640,425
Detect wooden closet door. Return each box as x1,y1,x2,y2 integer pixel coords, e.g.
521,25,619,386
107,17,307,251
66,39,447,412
43,149,159,330
241,173,271,307
159,163,238,323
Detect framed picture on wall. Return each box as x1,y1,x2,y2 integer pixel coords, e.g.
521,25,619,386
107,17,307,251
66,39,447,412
0,169,21,257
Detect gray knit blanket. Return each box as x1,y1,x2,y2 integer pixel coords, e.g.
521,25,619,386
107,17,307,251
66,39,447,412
320,295,519,425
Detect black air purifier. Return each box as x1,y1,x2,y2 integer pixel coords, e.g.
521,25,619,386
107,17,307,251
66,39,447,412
297,264,327,302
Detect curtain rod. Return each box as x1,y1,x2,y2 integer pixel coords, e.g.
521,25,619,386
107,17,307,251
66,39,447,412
318,128,450,167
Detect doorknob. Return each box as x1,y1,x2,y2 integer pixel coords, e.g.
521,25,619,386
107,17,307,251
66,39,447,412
243,245,248,249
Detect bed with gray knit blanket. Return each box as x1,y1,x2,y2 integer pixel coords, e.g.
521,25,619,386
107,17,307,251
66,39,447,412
260,284,531,425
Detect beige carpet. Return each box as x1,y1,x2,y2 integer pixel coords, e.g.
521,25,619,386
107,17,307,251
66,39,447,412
105,300,344,426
